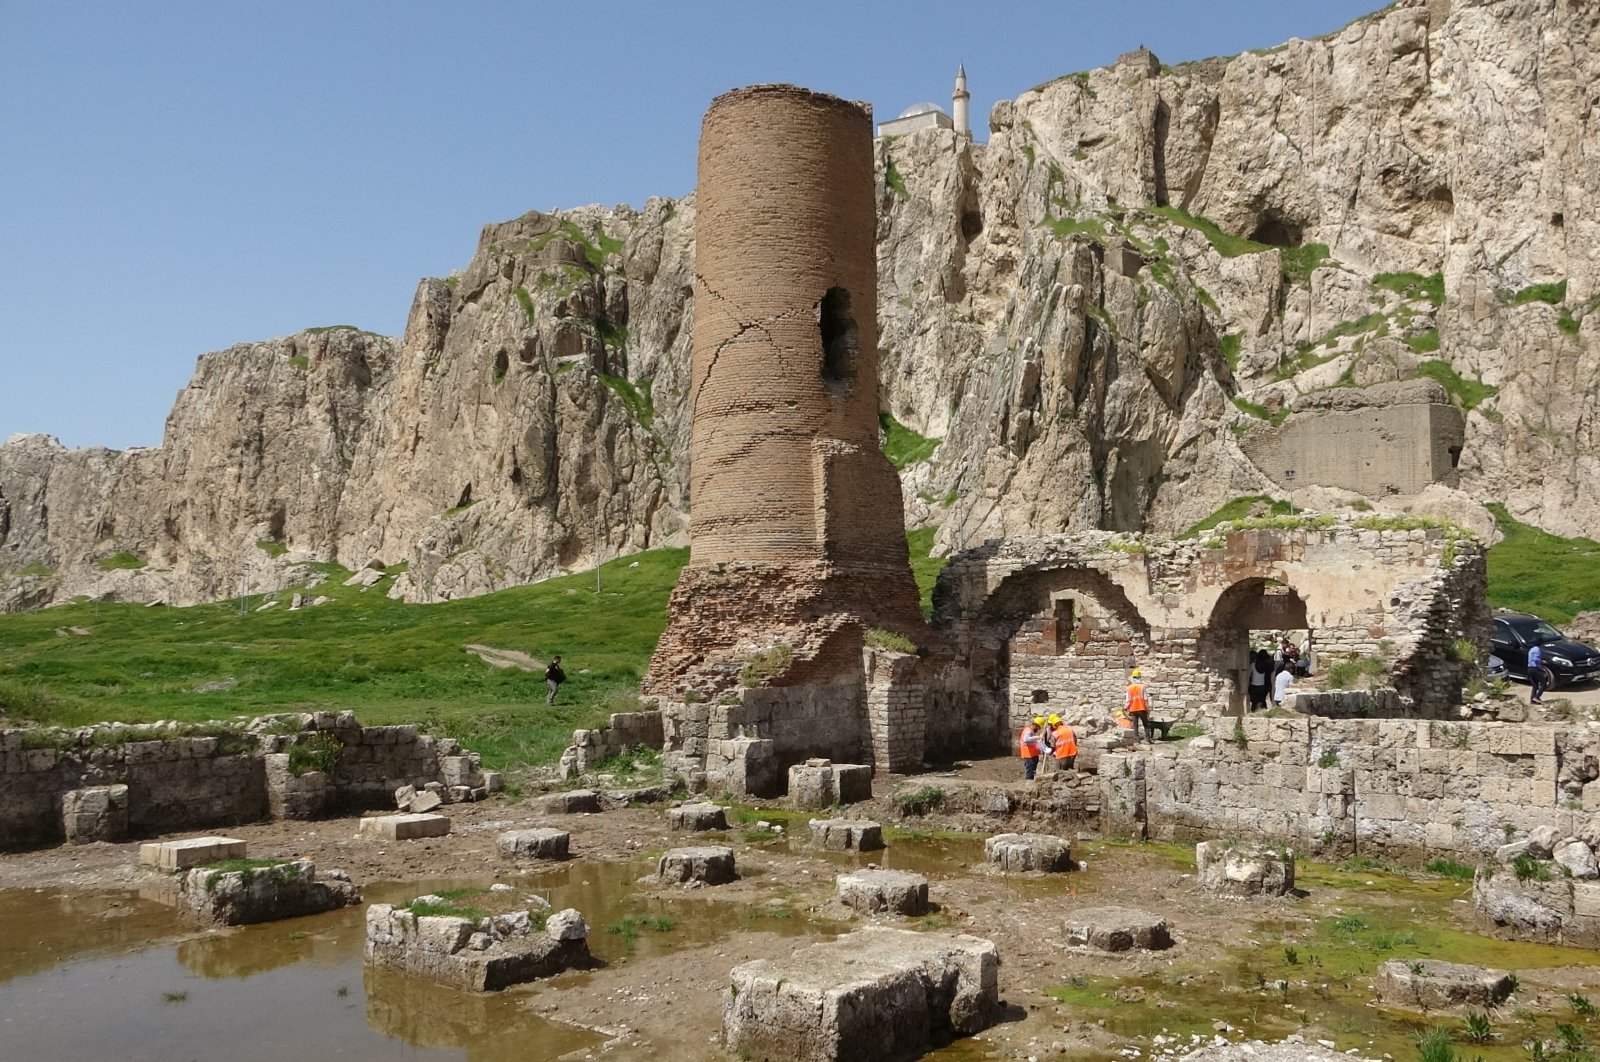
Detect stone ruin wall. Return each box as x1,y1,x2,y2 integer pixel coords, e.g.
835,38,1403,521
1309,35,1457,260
938,521,1487,751
1242,380,1467,496
645,84,925,701
1103,715,1600,865
0,712,485,850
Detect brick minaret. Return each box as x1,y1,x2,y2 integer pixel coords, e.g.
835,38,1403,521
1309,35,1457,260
645,84,925,695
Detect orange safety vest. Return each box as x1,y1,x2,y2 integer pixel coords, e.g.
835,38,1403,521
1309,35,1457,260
1115,714,1134,730
1127,681,1149,714
1019,725,1041,759
1052,723,1077,759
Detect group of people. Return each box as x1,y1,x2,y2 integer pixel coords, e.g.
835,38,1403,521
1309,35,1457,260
1017,711,1078,779
1245,636,1308,712
1017,668,1151,779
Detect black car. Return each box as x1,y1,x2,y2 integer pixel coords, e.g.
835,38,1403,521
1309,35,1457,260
1490,610,1600,688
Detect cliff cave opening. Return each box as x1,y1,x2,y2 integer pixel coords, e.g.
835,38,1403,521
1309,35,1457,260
818,286,858,393
1249,214,1304,249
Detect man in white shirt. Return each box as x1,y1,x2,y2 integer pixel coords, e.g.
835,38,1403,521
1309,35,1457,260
1273,666,1293,707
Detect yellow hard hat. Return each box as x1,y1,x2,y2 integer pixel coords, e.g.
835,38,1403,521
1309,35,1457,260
1032,715,1046,725
1048,714,1062,725
1131,668,1142,678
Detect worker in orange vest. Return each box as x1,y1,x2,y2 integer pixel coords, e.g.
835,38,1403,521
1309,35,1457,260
1126,668,1153,743
1049,713,1077,771
1019,715,1045,780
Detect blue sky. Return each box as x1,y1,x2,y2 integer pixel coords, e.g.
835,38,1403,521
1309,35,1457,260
1,0,1381,450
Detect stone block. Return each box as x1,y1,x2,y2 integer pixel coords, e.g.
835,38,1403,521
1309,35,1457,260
837,870,929,916
534,789,601,815
139,836,247,870
1555,841,1600,880
1061,906,1173,952
178,859,359,925
723,926,997,1062
61,784,129,844
1474,864,1574,942
808,818,885,852
365,902,590,991
656,845,736,885
835,764,873,804
984,832,1073,873
667,803,728,831
359,813,451,841
1375,959,1513,1010
496,828,570,860
1195,841,1294,897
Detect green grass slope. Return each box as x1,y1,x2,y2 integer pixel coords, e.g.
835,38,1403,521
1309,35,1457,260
0,550,688,768
0,530,952,768
1486,503,1600,625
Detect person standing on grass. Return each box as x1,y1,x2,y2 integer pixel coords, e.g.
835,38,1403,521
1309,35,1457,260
545,655,567,705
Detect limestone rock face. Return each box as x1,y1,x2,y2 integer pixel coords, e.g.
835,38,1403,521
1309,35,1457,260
5,0,1598,607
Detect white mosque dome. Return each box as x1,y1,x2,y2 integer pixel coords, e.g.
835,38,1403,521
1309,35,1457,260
898,101,947,119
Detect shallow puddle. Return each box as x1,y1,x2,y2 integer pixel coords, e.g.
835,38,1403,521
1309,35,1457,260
0,882,607,1061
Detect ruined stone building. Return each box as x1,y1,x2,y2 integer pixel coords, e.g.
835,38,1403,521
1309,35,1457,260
637,83,1489,796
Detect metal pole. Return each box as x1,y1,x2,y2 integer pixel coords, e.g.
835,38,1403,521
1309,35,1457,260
594,510,602,594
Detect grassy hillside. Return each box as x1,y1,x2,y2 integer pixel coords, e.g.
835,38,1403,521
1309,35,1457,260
0,531,951,768
1485,503,1600,625
0,550,688,768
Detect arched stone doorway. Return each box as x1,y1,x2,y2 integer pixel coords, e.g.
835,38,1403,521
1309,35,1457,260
1199,577,1311,714
969,564,1152,747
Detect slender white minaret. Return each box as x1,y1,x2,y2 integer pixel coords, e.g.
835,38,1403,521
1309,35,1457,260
952,63,970,138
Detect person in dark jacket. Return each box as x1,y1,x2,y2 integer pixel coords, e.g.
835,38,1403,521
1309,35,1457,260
1247,648,1272,712
545,655,567,705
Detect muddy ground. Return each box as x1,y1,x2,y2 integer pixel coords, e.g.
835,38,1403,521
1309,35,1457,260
6,759,1600,1061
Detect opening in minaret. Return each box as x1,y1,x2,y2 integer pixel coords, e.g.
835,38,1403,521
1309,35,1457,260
819,286,858,393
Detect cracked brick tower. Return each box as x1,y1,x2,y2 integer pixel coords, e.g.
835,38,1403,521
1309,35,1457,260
645,84,926,696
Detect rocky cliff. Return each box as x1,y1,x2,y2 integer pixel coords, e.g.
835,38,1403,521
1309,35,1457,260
2,0,1594,610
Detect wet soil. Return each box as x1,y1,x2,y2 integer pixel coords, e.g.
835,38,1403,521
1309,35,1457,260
5,762,1600,1061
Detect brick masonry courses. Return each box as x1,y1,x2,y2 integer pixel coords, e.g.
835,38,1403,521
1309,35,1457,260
0,711,491,850
937,520,1486,752
644,84,925,752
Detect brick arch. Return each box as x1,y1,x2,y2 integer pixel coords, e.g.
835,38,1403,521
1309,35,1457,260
968,561,1154,747
1198,576,1313,714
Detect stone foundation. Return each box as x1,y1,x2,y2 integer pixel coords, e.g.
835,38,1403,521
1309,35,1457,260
496,828,570,860
176,859,359,925
1062,906,1172,952
140,836,247,870
61,785,128,844
1474,863,1600,947
837,870,929,915
809,818,885,852
2,711,493,849
534,789,601,815
723,926,999,1062
558,711,664,779
1374,959,1513,1010
1195,841,1295,897
788,760,873,810
656,846,736,885
668,803,728,831
359,813,450,840
365,902,590,991
985,832,1073,873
